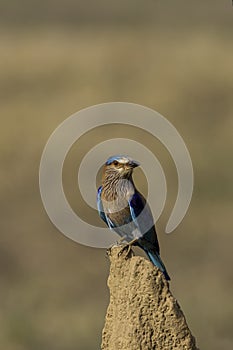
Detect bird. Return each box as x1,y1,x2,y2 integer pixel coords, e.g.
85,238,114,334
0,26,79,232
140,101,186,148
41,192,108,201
97,155,170,281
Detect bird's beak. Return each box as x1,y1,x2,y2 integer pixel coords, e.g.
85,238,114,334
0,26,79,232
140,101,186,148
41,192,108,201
129,160,140,168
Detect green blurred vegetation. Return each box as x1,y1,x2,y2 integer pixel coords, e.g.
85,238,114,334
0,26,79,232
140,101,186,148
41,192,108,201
0,1,233,349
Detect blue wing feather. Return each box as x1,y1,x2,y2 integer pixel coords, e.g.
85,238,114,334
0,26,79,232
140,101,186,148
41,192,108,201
129,191,154,235
97,186,115,229
129,192,169,279
97,187,108,225
129,191,160,254
129,191,145,221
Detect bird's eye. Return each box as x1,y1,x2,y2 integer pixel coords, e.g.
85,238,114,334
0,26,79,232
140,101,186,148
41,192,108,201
113,160,118,166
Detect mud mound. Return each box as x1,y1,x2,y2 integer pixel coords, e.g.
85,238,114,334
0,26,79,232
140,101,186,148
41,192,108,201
102,245,199,350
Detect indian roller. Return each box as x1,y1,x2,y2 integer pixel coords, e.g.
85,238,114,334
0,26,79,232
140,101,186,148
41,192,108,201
97,155,170,281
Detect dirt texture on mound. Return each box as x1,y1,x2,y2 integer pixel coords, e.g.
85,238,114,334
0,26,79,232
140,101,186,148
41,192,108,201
102,245,199,350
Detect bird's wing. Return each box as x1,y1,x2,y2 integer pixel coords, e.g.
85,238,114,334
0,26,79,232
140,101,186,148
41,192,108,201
97,186,108,225
129,191,145,220
129,191,156,240
129,191,154,233
97,186,115,229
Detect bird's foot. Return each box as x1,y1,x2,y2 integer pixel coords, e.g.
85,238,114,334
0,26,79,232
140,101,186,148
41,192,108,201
117,238,138,259
105,237,127,258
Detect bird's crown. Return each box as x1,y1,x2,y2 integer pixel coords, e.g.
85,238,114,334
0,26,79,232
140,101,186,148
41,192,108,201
105,155,139,167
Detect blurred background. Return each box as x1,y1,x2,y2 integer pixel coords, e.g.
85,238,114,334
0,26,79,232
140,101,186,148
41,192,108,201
0,1,233,349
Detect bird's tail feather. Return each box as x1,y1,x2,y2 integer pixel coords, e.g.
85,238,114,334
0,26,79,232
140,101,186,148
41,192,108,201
146,249,170,281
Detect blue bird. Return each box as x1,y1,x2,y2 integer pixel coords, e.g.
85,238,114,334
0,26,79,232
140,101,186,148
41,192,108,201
97,155,170,281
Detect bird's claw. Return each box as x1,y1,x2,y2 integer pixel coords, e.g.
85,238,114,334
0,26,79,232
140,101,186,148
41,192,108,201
118,245,132,259
117,239,138,259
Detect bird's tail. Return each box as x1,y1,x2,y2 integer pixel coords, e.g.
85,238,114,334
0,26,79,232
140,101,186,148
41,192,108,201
146,249,170,281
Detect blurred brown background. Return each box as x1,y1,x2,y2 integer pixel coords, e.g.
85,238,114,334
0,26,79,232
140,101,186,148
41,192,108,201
0,1,233,349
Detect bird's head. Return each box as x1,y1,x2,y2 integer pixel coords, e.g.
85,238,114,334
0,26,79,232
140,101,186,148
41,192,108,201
103,155,140,180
